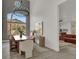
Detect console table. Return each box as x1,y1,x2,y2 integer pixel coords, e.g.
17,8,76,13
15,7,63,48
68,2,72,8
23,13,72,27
39,36,45,47
35,36,45,47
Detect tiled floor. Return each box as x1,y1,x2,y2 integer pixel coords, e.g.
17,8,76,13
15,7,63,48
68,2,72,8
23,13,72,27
10,43,76,59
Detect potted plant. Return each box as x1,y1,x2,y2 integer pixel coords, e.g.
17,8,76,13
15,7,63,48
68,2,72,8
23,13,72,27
17,26,24,38
32,30,37,35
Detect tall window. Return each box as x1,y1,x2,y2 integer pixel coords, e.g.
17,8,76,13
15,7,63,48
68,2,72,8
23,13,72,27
7,12,26,36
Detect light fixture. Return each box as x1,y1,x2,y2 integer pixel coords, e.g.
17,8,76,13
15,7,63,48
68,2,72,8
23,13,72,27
14,0,29,15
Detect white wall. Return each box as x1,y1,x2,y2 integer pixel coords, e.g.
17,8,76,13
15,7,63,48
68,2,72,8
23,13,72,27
2,41,10,59
71,21,76,34
60,21,71,34
59,0,76,34
30,0,66,51
30,16,43,31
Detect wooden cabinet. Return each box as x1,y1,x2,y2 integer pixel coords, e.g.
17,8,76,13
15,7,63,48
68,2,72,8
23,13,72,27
39,36,45,47
10,36,18,52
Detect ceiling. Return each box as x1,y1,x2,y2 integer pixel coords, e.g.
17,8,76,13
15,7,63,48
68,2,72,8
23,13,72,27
59,0,76,22
30,0,66,17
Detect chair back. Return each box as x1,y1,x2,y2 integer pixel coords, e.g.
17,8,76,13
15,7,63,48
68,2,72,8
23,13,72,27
19,40,33,51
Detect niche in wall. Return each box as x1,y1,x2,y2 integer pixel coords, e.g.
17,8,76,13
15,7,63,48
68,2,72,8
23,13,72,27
35,21,43,36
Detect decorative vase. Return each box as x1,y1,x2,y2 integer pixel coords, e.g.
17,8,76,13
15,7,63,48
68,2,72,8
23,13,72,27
20,33,22,38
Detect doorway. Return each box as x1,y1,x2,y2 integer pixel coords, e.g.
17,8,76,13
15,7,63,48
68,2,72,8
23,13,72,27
58,0,76,50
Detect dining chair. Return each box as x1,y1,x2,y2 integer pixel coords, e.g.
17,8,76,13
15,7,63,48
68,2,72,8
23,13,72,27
19,40,34,58
10,36,17,51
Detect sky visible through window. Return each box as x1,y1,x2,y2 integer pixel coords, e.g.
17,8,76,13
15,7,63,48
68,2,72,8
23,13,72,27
7,12,26,23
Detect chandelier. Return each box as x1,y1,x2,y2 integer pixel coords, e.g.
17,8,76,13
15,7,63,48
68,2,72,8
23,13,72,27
14,0,29,15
